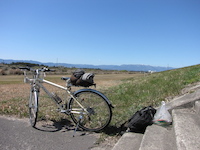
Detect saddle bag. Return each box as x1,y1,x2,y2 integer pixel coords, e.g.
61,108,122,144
70,69,95,87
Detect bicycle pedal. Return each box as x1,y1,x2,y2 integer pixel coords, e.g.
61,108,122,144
60,109,67,113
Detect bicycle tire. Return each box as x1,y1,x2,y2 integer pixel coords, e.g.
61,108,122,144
69,89,112,132
29,90,38,127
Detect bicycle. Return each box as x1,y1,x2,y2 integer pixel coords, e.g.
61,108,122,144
19,67,113,132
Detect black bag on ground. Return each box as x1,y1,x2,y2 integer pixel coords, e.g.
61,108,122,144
127,106,156,133
70,69,95,87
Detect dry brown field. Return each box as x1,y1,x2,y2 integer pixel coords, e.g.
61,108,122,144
0,73,142,102
0,73,142,118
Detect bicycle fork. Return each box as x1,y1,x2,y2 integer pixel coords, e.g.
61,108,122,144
29,86,39,110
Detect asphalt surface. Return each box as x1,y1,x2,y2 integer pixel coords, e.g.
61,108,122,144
0,116,99,150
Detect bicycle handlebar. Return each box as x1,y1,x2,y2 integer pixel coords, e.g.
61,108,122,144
19,67,55,83
19,67,31,71
19,67,55,72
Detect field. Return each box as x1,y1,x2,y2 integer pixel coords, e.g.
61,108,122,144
0,73,142,121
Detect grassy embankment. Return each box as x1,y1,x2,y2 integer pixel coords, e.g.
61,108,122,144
106,64,200,127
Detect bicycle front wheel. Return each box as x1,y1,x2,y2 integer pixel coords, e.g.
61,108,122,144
69,89,112,132
29,90,38,127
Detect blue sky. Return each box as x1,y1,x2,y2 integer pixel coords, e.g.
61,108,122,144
0,0,199,68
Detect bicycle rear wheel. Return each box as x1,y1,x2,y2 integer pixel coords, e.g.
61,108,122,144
29,90,38,127
69,89,112,132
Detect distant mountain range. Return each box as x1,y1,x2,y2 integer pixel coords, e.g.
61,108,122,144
0,58,174,72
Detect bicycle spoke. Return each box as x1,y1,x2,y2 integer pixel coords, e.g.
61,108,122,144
69,90,112,131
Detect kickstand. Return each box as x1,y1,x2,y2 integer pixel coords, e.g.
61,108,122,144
73,114,83,137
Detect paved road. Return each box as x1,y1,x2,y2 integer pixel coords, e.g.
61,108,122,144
0,116,99,150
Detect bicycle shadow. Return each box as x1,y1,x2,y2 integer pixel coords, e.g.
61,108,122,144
33,119,123,136
102,125,127,136
33,118,75,132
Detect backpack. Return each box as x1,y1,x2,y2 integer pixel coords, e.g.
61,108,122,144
70,69,95,87
126,106,156,133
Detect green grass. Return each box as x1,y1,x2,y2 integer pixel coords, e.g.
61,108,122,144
106,64,200,127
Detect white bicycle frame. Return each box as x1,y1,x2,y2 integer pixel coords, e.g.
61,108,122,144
23,70,88,115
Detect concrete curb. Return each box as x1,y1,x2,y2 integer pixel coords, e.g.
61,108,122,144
166,88,200,111
112,132,143,150
172,109,200,150
139,125,176,150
